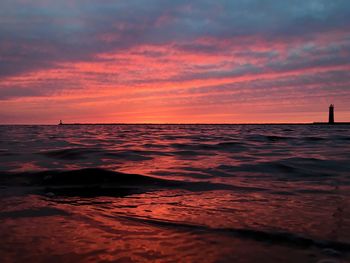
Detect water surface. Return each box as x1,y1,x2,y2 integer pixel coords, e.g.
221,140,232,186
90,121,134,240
1,124,350,262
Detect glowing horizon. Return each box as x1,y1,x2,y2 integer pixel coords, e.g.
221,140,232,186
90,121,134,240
1,1,350,124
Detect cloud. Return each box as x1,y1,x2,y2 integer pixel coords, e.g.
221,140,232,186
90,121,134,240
1,0,350,123
1,0,350,76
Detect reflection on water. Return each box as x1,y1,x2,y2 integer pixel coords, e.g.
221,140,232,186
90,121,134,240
0,124,350,262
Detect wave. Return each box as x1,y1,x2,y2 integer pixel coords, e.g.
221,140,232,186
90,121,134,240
113,214,350,252
38,147,103,160
170,141,246,153
0,207,68,219
244,134,341,143
246,134,295,142
0,168,267,197
38,148,178,161
217,157,349,179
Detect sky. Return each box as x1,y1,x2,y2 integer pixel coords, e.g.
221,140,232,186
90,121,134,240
1,0,350,124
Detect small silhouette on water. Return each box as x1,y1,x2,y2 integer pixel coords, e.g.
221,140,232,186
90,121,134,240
314,104,349,125
59,120,63,125
329,104,335,124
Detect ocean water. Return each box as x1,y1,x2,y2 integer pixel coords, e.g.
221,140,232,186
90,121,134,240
0,124,349,262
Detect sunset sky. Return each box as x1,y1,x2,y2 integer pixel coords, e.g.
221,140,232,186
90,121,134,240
1,0,350,124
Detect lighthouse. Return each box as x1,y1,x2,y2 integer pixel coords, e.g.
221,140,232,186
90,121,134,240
329,104,334,124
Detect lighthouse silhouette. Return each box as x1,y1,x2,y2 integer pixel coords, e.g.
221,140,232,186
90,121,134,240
329,104,335,124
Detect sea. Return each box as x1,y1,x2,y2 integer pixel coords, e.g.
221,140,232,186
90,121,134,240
0,124,349,263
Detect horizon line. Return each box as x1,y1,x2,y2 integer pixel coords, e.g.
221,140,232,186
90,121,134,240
1,122,350,126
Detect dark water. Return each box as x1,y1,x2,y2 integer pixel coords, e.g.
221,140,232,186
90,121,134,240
0,124,350,262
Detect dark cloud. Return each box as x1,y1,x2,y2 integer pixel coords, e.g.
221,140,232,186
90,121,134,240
0,87,42,100
0,77,82,99
1,0,350,77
